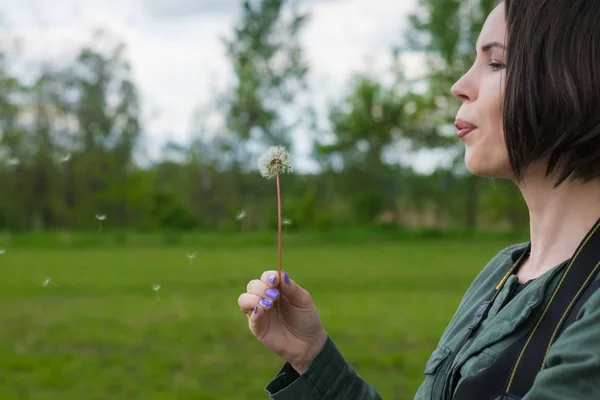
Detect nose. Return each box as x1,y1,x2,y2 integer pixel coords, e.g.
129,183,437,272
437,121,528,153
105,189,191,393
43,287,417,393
451,71,476,103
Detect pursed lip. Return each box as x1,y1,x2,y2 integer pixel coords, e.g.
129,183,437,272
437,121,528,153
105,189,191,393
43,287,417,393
455,119,478,138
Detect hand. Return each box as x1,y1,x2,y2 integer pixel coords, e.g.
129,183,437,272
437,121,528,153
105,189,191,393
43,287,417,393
238,270,328,374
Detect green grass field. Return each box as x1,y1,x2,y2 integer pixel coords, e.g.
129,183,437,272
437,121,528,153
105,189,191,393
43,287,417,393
0,238,521,399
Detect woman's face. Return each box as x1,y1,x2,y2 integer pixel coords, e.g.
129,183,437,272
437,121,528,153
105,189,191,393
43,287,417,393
451,3,513,179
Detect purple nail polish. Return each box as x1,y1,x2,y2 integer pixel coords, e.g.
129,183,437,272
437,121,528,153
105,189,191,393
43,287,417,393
253,306,258,314
265,288,279,300
260,298,273,308
268,274,276,285
283,270,290,284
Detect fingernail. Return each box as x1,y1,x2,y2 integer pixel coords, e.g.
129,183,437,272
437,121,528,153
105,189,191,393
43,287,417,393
253,306,258,314
260,298,273,308
268,274,276,285
283,270,290,284
265,288,279,300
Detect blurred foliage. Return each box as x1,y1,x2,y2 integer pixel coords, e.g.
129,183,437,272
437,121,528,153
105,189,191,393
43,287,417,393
0,0,528,234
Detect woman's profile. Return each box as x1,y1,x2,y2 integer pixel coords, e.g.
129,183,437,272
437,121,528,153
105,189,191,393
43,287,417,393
237,1,600,398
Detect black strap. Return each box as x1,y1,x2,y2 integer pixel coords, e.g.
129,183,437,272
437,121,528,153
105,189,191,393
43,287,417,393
452,217,600,400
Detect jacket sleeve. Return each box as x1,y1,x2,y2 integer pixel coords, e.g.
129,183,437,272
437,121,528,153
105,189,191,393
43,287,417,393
265,336,383,400
523,288,600,399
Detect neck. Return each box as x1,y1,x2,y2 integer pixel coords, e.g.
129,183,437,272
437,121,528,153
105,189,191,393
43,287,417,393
516,170,600,280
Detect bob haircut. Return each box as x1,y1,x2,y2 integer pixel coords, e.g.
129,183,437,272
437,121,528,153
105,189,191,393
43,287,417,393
503,0,600,187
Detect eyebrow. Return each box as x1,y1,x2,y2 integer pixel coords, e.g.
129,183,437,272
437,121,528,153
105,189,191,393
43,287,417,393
475,41,506,55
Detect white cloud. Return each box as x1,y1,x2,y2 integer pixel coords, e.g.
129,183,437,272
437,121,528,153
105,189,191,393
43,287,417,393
142,0,339,19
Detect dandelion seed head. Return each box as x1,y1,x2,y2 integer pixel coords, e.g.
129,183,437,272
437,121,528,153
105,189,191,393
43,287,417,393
152,284,161,291
186,253,196,259
258,146,292,179
95,214,107,221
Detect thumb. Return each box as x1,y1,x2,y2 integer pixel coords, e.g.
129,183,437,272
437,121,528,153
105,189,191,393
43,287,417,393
277,270,314,309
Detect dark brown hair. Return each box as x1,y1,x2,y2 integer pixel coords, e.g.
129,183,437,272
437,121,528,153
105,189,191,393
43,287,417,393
503,0,600,187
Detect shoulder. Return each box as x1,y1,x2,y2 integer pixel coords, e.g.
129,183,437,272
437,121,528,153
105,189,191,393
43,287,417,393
448,242,529,326
436,242,529,344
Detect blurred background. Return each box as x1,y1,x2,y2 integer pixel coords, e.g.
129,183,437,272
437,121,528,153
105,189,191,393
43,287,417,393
0,0,529,399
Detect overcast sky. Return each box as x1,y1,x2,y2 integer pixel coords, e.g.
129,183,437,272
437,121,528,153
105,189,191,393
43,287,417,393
0,0,456,173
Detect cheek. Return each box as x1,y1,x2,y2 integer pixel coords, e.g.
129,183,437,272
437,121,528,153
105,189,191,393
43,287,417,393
482,81,504,127
481,79,506,146
462,73,513,178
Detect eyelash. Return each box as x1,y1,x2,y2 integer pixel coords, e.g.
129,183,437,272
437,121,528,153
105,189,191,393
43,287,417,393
489,60,505,71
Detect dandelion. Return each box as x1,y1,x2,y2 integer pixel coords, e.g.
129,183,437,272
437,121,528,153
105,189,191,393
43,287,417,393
95,214,107,233
0,248,5,255
258,146,293,179
153,284,161,304
186,253,196,266
258,146,293,314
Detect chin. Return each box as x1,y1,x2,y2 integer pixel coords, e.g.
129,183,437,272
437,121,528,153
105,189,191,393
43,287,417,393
464,153,512,179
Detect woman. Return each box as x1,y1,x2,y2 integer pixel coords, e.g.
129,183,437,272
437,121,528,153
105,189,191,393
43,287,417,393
237,1,600,398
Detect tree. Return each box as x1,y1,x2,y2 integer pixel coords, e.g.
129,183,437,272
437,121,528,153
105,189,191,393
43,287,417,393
0,50,28,229
209,0,313,228
404,0,500,228
55,30,143,229
221,0,311,168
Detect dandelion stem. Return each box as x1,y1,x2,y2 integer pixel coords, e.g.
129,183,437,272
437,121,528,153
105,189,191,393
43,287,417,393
276,171,282,314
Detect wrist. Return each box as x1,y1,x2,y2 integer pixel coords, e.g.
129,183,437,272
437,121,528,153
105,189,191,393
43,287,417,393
290,330,328,374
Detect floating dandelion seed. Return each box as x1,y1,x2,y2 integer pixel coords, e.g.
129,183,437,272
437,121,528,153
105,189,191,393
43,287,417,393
236,210,246,220
186,253,196,266
282,218,292,238
152,284,161,304
0,248,5,255
95,214,107,233
42,277,58,287
258,146,293,314
60,154,71,163
236,209,249,233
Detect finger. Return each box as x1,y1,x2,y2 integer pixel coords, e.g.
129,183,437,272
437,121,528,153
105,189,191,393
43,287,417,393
238,292,261,313
248,295,276,326
258,270,298,299
260,270,280,287
247,279,280,302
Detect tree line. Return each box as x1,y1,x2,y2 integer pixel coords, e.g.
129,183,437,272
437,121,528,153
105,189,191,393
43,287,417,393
0,0,528,232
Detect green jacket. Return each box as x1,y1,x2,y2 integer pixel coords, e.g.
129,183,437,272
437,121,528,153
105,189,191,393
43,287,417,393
264,242,600,399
